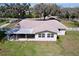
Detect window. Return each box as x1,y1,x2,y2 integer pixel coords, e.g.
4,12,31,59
47,34,51,37
51,34,54,37
47,33,54,38
38,33,45,38
42,33,45,37
38,34,41,37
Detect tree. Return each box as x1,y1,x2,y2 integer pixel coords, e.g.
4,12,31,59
0,3,33,18
34,3,49,20
47,4,60,16
33,3,60,20
27,3,31,15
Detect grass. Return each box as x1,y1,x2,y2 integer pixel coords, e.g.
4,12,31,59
60,20,79,27
57,31,79,55
0,41,62,56
0,31,79,56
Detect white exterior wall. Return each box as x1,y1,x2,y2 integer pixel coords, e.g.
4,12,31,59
35,32,57,41
58,30,66,35
9,32,57,41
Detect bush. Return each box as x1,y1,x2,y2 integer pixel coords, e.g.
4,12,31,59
0,31,6,42
73,21,79,27
34,15,40,18
0,19,9,23
0,19,7,22
57,36,59,39
26,14,34,18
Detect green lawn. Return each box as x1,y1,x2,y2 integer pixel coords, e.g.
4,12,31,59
0,31,79,56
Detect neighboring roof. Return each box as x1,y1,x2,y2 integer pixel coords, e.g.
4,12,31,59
7,19,67,34
48,16,58,19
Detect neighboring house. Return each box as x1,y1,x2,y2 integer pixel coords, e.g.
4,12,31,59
6,20,67,41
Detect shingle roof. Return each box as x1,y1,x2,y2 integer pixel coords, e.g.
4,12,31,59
17,20,67,34
19,20,67,29
7,19,67,34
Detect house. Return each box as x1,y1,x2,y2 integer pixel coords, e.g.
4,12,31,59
6,19,67,41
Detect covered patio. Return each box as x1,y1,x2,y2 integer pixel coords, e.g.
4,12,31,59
7,34,35,40
6,28,35,40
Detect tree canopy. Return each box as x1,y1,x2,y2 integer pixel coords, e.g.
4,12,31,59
33,3,60,20
0,3,33,18
0,3,79,20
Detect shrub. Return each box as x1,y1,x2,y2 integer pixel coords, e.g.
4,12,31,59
0,19,9,23
0,31,6,42
73,21,79,27
26,14,34,18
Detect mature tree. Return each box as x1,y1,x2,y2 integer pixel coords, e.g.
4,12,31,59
33,3,60,20
0,3,33,18
27,3,31,15
47,4,60,16
34,3,49,20
59,8,79,19
0,3,79,20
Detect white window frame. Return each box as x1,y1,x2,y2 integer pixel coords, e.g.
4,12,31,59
38,33,45,38
47,33,54,38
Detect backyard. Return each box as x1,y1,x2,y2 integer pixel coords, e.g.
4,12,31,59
0,31,79,56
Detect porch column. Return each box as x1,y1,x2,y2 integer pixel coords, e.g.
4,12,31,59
45,32,47,38
15,34,18,40
25,34,27,38
7,34,9,40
